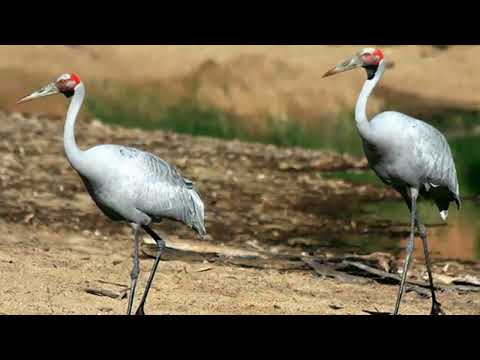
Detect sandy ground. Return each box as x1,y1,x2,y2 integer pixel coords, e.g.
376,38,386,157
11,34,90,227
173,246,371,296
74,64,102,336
2,234,479,315
0,111,479,315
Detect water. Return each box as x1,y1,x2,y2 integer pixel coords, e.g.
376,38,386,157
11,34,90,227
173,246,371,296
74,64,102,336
361,198,479,261
323,132,480,261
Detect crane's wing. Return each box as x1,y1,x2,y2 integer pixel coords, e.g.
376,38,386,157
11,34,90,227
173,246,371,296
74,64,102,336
118,146,206,237
388,116,461,216
370,111,460,218
416,122,460,205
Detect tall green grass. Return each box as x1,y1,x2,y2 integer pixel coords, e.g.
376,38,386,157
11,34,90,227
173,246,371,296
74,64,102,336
88,95,251,141
85,84,362,153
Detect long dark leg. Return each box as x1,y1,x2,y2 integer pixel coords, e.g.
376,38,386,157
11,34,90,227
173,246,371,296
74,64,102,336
127,223,141,315
415,216,444,315
134,225,166,315
394,188,418,315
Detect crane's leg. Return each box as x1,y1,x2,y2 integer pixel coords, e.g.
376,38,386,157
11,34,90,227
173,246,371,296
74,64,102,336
415,216,444,315
127,223,141,315
134,225,166,315
393,188,418,315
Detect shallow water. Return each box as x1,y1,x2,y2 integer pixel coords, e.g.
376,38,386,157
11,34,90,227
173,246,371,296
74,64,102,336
359,198,479,261
323,132,480,261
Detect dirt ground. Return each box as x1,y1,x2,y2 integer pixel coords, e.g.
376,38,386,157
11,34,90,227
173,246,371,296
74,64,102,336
1,111,479,315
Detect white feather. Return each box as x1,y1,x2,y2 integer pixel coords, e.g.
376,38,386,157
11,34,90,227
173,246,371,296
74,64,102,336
440,210,448,221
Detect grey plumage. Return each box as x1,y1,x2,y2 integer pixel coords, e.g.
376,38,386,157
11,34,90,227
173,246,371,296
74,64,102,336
18,74,206,315
323,48,460,315
79,144,206,237
363,110,460,218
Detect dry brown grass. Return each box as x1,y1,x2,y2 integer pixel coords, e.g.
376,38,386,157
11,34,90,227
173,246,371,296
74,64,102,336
3,45,480,123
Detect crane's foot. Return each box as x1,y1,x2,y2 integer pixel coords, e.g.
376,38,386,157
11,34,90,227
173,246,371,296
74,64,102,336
135,305,146,316
431,301,445,315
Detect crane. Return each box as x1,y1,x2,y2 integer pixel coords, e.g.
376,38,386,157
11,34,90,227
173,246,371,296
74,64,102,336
323,48,460,315
18,74,206,315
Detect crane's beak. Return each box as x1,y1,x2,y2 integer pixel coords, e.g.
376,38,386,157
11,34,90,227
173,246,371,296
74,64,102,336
323,55,363,78
17,82,59,104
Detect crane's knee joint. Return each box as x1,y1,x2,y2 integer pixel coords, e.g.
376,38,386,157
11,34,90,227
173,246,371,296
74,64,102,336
156,239,166,252
130,262,140,280
415,219,427,238
140,215,152,227
418,226,427,239
130,268,139,281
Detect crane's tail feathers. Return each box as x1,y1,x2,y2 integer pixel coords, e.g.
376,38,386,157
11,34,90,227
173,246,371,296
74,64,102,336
194,226,207,240
187,190,206,239
439,197,460,221
440,210,448,221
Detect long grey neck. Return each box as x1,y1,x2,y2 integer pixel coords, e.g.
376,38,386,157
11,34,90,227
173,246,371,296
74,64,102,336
64,83,87,173
355,60,386,143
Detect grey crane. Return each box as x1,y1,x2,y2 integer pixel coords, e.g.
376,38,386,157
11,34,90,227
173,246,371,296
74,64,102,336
323,48,460,315
18,73,206,315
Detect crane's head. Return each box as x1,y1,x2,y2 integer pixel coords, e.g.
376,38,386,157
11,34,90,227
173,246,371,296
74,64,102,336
323,48,385,80
17,73,82,104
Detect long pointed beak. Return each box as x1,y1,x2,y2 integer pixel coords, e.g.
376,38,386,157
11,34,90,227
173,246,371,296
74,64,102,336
17,82,59,104
323,56,362,78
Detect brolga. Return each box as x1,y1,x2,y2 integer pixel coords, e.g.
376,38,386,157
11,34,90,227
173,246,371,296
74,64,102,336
18,74,206,315
323,48,460,315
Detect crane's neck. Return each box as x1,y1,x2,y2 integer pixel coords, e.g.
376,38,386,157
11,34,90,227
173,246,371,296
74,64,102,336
64,82,87,173
355,60,386,142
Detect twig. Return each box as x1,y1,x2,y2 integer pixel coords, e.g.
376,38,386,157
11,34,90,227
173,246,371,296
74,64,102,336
85,288,124,299
303,257,371,285
362,308,392,316
342,261,428,287
343,260,431,297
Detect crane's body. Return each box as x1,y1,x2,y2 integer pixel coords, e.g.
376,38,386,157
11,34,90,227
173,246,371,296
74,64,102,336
324,48,460,315
363,110,460,218
78,144,205,234
18,73,205,315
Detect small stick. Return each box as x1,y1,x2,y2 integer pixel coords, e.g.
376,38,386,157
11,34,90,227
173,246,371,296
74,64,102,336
85,288,123,299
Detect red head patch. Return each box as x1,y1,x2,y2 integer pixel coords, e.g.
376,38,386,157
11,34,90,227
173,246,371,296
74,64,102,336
373,49,384,62
70,73,81,85
359,48,385,67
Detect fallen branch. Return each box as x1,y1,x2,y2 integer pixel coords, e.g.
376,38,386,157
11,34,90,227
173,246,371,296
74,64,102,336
85,288,125,299
142,245,480,296
362,309,392,316
142,245,307,271
302,257,371,285
343,261,428,287
342,260,431,297
142,245,220,263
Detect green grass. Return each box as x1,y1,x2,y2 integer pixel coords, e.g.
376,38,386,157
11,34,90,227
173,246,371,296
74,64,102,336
85,85,363,153
449,135,480,196
428,109,480,133
157,101,249,140
87,89,247,139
